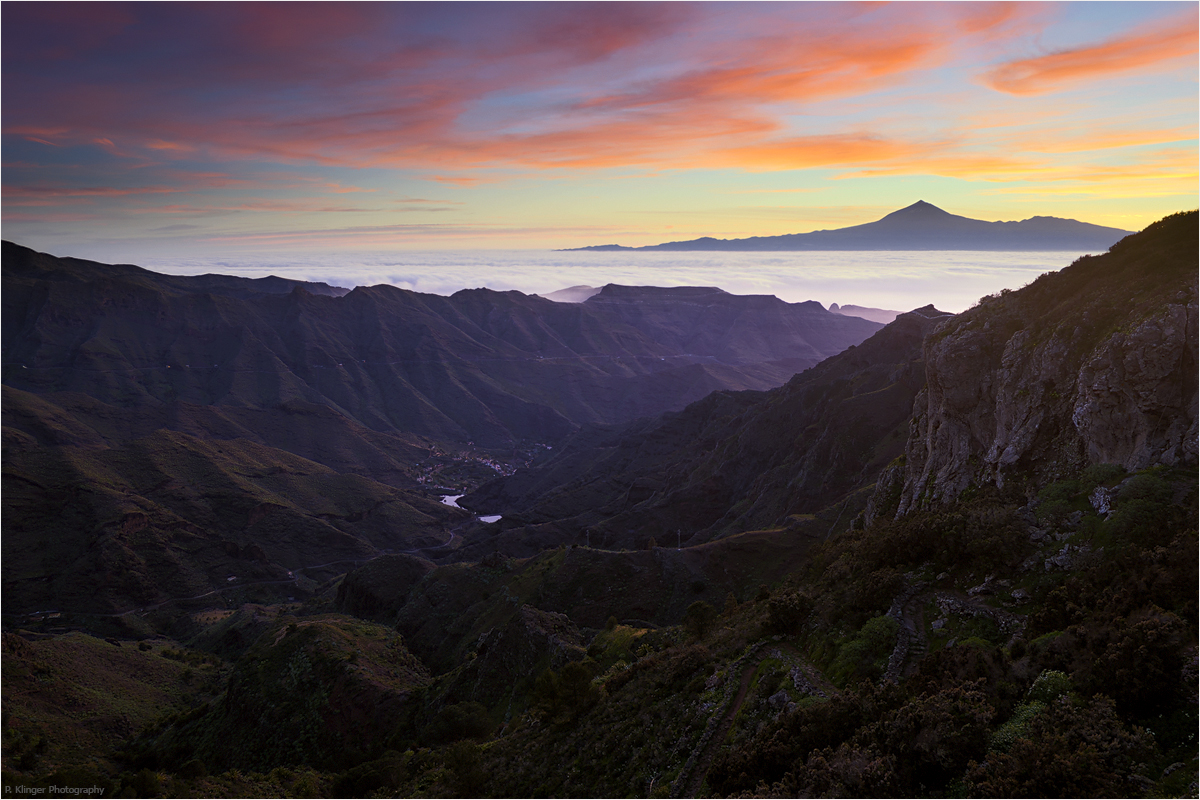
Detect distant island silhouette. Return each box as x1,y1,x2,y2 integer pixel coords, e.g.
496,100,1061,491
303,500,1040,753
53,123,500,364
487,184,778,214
565,201,1132,252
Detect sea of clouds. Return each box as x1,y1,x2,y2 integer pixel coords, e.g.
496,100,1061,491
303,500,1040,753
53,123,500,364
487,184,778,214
142,249,1089,315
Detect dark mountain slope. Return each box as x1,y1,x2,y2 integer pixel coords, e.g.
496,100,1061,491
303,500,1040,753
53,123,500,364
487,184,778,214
339,527,824,675
1,242,879,631
569,201,1131,251
1,386,437,490
2,421,464,620
3,242,880,449
0,242,349,299
462,306,951,550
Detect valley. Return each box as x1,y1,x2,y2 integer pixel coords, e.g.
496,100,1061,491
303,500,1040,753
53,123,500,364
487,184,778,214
2,212,1197,798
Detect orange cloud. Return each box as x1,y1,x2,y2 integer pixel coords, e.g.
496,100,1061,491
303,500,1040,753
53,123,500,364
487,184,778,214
843,152,1046,181
716,134,922,172
573,20,948,118
982,11,1199,95
955,2,1023,35
146,140,195,152
429,175,492,187
1017,126,1198,154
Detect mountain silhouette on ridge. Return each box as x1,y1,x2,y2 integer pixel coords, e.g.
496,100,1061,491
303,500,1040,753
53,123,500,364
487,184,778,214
567,201,1132,252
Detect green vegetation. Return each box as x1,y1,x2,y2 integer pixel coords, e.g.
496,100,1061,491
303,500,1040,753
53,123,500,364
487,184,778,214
5,459,1194,798
829,615,898,686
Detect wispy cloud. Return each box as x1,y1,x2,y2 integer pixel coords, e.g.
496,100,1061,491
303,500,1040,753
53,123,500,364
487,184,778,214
982,10,1199,95
3,184,183,200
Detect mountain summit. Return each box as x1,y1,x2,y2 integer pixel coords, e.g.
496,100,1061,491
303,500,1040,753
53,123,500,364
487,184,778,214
566,201,1132,252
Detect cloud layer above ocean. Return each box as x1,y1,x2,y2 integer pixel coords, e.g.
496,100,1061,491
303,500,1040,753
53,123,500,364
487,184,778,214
140,249,1079,315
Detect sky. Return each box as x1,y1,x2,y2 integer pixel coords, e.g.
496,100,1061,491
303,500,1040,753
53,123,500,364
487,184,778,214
2,1,1197,263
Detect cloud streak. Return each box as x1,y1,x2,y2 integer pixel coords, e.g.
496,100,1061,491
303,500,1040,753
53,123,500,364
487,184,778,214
982,10,1199,95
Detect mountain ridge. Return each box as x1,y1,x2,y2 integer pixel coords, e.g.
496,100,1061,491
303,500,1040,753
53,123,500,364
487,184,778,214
2,241,882,449
566,201,1132,252
0,240,883,621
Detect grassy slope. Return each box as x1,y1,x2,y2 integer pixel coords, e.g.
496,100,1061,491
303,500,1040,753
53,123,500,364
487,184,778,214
3,423,461,624
2,632,216,775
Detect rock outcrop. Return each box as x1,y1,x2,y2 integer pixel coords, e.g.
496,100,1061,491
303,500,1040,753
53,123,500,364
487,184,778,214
887,211,1198,517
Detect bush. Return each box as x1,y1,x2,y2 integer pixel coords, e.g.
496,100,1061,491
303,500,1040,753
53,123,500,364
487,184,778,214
1037,480,1082,519
445,740,485,795
1117,472,1172,504
559,661,599,715
1026,670,1072,704
989,701,1046,753
767,590,813,634
333,751,407,797
1081,463,1125,488
964,695,1154,798
831,615,898,685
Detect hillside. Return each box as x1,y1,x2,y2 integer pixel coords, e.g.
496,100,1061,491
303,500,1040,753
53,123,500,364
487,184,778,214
2,213,1196,798
568,201,1132,252
2,242,880,449
2,419,465,622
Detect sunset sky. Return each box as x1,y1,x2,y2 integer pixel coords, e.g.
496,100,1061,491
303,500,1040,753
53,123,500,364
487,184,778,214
2,1,1197,260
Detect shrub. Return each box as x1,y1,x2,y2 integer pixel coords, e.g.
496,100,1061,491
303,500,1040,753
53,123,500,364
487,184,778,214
1037,479,1082,519
683,601,718,641
989,701,1046,753
1081,463,1125,488
445,740,485,795
559,661,598,714
767,590,813,634
964,695,1154,798
1026,670,1072,704
831,615,898,685
333,751,407,797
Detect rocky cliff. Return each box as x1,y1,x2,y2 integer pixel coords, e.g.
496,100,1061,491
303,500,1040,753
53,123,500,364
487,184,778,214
884,211,1197,518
